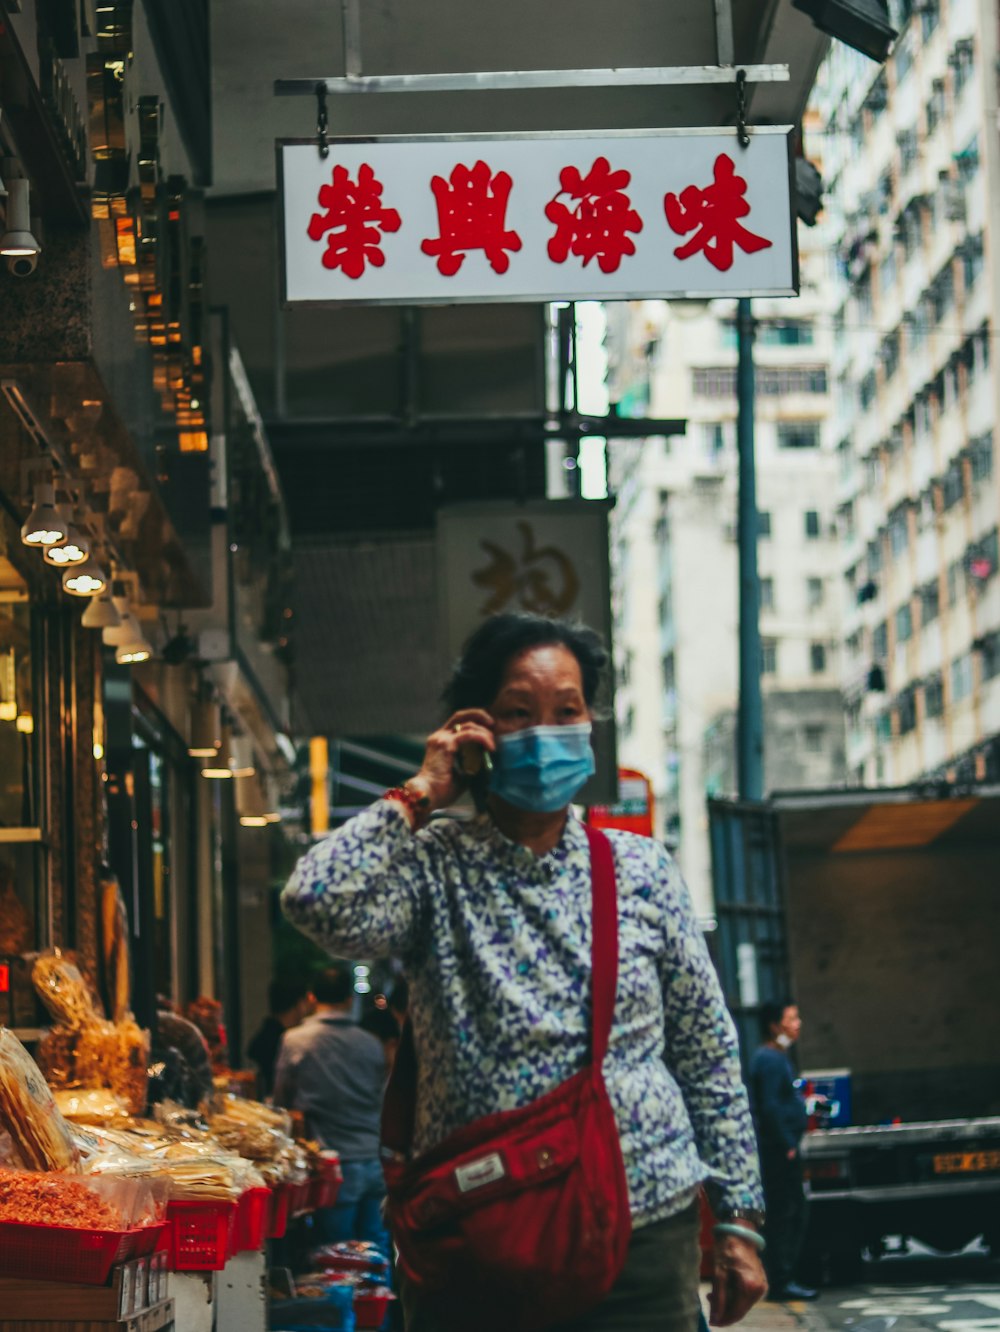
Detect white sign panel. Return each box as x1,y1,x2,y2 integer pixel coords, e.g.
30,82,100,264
279,128,797,305
436,500,617,802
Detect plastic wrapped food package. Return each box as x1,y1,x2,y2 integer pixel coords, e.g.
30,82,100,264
0,1028,81,1171
75,1015,148,1115
73,1125,263,1203
0,1165,164,1229
31,954,99,1028
39,1017,149,1117
53,1088,131,1125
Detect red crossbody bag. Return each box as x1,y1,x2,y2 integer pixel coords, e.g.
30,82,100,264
380,824,632,1331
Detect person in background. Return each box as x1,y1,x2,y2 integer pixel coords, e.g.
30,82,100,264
360,1005,401,1072
749,1001,817,1302
185,995,229,1072
247,978,314,1097
273,962,390,1254
151,998,215,1109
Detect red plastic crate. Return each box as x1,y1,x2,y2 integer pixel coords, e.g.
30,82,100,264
308,1175,341,1210
0,1220,164,1286
267,1185,290,1240
289,1180,311,1216
354,1286,394,1330
235,1187,270,1253
164,1199,237,1272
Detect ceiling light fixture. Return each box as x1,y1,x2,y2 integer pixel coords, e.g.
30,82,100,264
20,480,67,547
81,588,121,628
229,735,256,778
188,697,222,757
0,177,41,258
201,729,234,779
44,512,90,566
64,558,107,596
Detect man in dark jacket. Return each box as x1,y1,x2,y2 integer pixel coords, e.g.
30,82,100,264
749,1000,817,1302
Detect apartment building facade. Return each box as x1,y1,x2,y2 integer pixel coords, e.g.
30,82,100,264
606,226,847,913
812,0,1000,784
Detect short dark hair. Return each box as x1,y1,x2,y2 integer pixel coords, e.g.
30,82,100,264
759,1000,795,1038
442,614,609,714
268,977,309,1016
312,964,354,1006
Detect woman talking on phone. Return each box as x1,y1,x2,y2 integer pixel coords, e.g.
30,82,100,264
282,614,767,1332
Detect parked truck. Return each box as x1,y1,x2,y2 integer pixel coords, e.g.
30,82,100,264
708,785,1000,1282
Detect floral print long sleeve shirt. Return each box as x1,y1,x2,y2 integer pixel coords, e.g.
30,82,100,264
282,800,764,1227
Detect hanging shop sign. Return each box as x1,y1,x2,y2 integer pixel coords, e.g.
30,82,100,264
436,500,617,802
278,127,798,305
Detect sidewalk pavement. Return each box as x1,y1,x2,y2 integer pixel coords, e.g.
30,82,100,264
700,1284,827,1332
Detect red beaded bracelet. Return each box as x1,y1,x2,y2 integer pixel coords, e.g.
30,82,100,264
384,785,431,823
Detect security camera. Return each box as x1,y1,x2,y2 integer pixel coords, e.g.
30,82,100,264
6,252,38,278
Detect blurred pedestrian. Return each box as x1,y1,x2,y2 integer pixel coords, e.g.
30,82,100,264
360,1006,401,1071
247,977,314,1097
273,962,389,1254
750,1001,817,1302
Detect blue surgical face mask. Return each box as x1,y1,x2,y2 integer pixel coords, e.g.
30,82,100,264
489,723,595,813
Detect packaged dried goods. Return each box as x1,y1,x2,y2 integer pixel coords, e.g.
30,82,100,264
53,1088,130,1125
0,1027,80,1171
38,1016,149,1117
0,1166,119,1228
32,953,100,1027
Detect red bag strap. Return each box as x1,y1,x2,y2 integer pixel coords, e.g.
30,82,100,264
583,823,618,1068
381,821,619,1156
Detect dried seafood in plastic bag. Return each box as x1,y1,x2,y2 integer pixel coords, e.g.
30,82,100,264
0,1028,80,1171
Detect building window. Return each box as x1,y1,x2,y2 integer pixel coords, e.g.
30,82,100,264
759,577,774,611
951,38,975,98
895,602,913,643
777,422,820,450
920,580,940,625
859,370,877,409
761,639,777,674
924,675,944,718
873,621,888,657
970,432,993,485
947,558,963,605
888,509,909,557
757,320,815,347
804,510,821,539
807,576,824,609
940,461,964,511
703,422,726,455
693,366,828,397
951,652,973,702
804,724,826,753
897,689,917,734
758,510,772,538
810,642,827,673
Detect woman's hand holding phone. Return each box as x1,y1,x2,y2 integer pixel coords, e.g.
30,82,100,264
405,709,496,814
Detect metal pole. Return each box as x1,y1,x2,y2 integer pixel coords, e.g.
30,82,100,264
736,296,764,801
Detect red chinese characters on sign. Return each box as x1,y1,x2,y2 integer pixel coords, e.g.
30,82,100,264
307,163,401,278
421,160,522,275
663,153,772,272
545,157,644,273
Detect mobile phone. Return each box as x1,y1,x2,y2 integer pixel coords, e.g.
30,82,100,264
455,741,493,808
